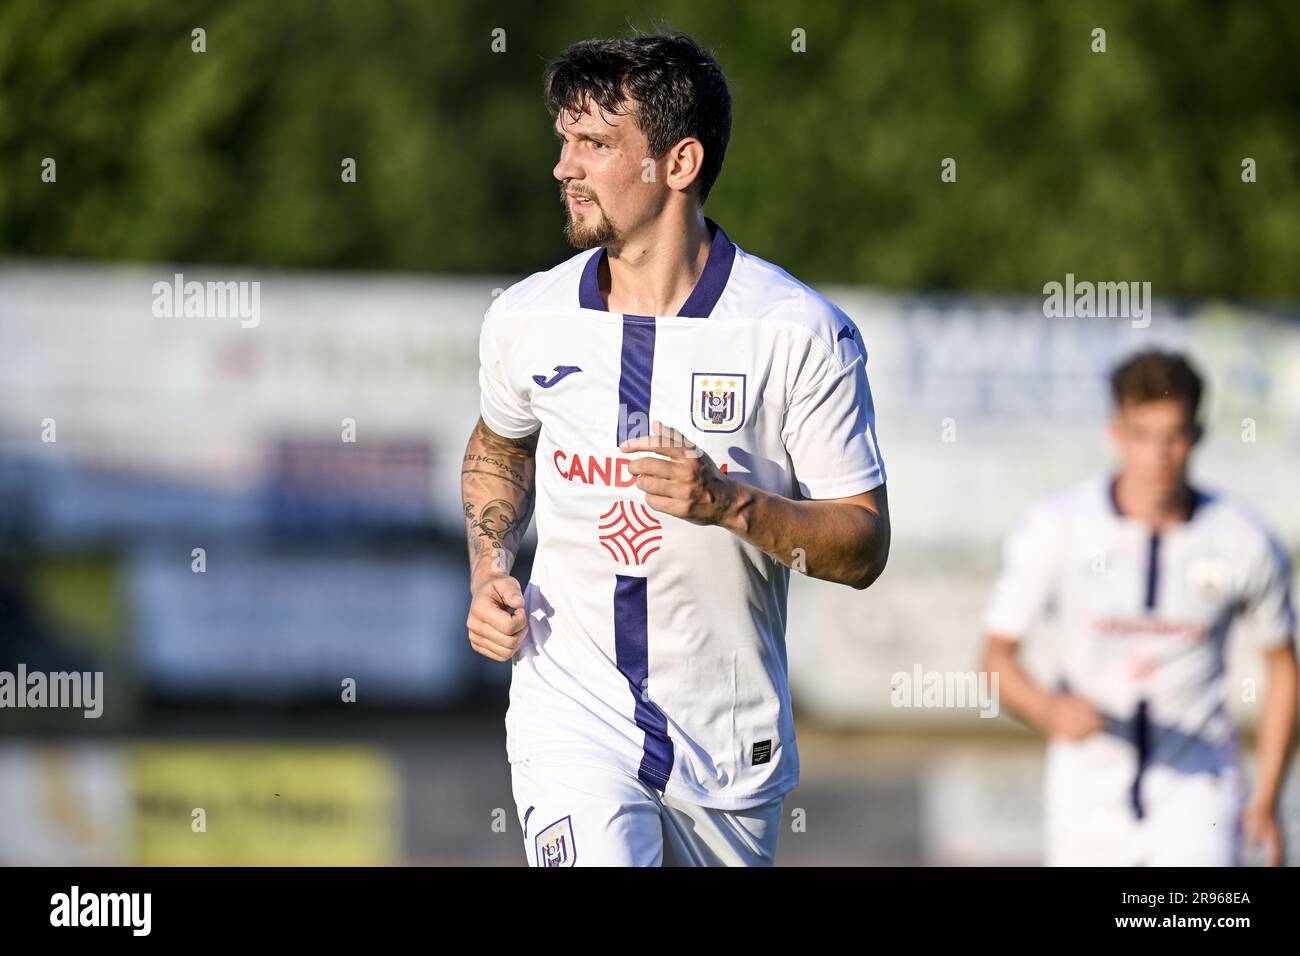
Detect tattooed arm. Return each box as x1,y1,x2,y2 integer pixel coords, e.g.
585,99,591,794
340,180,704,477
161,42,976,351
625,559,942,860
462,416,539,661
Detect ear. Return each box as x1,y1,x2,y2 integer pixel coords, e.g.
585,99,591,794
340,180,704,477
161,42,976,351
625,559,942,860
665,137,705,195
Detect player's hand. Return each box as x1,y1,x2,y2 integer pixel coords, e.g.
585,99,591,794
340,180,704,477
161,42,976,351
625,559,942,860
466,574,528,661
1044,693,1103,740
1243,799,1284,866
621,420,735,526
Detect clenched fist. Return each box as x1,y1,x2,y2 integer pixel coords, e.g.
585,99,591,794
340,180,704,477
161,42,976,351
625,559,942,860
467,574,529,661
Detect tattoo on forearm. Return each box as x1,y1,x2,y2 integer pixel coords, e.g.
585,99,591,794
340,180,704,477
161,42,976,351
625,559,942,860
463,453,527,488
461,467,530,497
462,420,539,578
467,498,524,544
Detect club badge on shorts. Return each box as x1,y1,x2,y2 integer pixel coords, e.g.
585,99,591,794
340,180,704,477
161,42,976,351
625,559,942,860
535,815,576,867
690,372,746,433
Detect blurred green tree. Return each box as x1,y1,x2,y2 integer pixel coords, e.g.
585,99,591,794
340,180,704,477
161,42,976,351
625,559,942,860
2,0,1297,299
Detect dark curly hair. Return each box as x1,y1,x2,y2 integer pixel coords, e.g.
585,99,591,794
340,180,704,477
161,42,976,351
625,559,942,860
1110,349,1205,424
543,30,732,205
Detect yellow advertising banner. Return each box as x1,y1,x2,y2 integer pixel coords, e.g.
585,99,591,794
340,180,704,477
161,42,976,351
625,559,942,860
130,744,400,866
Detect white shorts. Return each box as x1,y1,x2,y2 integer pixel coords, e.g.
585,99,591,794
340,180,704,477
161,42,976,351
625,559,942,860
511,757,784,867
1044,737,1245,866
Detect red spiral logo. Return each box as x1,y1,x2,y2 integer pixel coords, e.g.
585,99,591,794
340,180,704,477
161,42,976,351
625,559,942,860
597,500,662,566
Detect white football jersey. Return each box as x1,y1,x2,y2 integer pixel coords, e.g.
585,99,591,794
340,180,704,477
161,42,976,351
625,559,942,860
984,474,1296,785
477,218,887,809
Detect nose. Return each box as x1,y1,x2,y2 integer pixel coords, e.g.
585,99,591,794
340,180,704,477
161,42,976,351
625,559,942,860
553,142,581,184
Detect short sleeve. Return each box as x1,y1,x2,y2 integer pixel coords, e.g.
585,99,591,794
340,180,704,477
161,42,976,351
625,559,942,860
477,307,540,439
982,503,1063,641
1237,534,1297,651
782,345,886,500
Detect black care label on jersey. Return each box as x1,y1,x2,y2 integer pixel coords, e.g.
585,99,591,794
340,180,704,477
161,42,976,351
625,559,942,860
752,739,772,765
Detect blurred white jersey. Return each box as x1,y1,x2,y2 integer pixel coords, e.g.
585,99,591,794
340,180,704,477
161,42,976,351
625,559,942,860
984,474,1295,862
478,218,886,810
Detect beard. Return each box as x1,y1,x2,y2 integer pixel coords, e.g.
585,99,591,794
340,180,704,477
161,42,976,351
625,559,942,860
561,185,623,250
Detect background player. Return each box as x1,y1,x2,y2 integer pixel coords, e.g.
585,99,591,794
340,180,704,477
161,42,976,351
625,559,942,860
982,349,1297,865
461,31,890,866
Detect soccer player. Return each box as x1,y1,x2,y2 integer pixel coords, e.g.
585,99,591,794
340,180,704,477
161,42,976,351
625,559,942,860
460,32,889,866
982,350,1297,866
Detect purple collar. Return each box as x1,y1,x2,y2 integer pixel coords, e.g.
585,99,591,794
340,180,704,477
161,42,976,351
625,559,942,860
1107,474,1208,523
578,217,736,317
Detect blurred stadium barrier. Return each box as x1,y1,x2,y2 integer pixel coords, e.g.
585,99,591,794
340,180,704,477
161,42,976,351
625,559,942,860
2,260,1297,864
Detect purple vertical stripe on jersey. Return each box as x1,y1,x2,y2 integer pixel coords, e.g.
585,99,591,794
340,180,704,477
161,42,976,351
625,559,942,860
614,574,674,791
616,317,656,443
1144,532,1160,611
613,321,669,788
1130,699,1150,819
